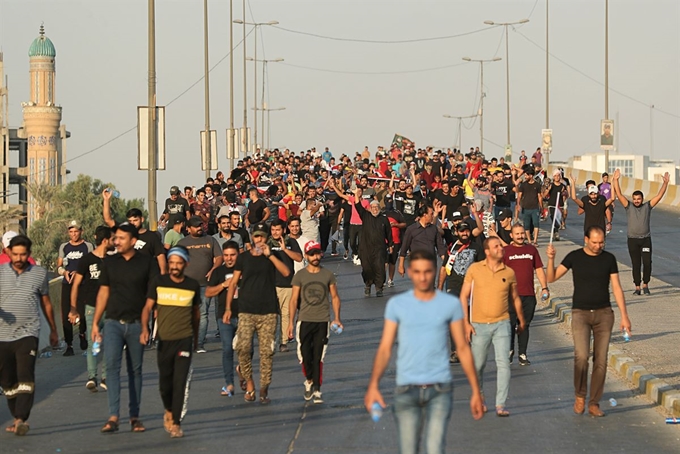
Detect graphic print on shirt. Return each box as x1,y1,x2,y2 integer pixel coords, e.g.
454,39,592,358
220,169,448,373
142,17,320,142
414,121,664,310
450,248,478,277
156,286,196,307
88,263,101,280
134,239,147,250
302,281,328,307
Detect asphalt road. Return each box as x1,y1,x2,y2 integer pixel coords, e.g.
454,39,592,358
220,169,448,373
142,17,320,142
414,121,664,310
2,253,680,453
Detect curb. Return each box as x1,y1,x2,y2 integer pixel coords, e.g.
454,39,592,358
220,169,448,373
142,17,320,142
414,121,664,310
538,291,680,417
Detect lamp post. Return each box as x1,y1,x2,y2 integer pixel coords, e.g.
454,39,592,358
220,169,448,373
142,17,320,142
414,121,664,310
443,114,479,151
147,0,157,230
229,0,235,171
253,106,286,150
233,19,278,154
203,0,212,179
248,57,283,151
604,0,610,173
462,56,501,155
545,0,549,166
484,18,529,160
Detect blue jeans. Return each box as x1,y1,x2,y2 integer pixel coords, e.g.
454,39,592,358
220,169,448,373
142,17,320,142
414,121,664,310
104,320,144,419
84,306,106,380
393,382,453,454
217,316,238,387
471,320,512,408
198,286,213,348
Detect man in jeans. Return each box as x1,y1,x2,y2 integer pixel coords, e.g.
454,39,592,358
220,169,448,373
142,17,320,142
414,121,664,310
460,237,525,417
546,225,631,417
516,167,542,245
365,250,483,454
91,223,159,433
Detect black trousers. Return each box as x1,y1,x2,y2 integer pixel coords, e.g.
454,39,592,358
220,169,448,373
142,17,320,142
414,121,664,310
349,224,362,257
627,237,652,286
342,222,351,252
0,336,38,422
509,296,537,355
319,218,331,253
157,337,193,425
297,321,329,391
60,282,86,346
361,249,387,290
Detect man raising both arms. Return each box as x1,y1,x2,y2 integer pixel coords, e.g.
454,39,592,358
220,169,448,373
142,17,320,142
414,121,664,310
365,250,483,454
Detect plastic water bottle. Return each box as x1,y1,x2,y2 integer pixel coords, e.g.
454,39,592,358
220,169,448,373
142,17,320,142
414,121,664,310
331,323,343,335
107,188,120,198
609,398,617,407
371,402,383,422
666,417,679,424
92,338,101,356
39,351,52,358
622,328,631,342
541,290,549,301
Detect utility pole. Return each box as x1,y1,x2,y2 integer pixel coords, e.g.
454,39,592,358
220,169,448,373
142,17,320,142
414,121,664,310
650,104,654,160
203,0,212,179
242,0,248,157
147,0,158,230
604,0,610,173
546,0,550,166
229,0,235,171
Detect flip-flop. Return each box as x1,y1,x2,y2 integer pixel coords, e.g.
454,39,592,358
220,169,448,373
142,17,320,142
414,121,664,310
244,390,256,402
130,419,146,432
496,406,510,417
14,422,29,436
169,425,184,438
221,386,234,397
101,419,119,433
163,413,173,433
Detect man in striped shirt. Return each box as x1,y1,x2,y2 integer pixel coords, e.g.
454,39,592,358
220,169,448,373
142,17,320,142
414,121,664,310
0,235,59,436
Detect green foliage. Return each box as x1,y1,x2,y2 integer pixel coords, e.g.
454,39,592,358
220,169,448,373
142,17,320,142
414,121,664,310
26,174,146,270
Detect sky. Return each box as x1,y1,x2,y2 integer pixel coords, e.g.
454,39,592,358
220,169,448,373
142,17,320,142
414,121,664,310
1,0,678,203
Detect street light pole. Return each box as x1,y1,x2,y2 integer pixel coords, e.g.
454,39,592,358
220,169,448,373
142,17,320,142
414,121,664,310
253,106,285,150
248,57,284,151
147,0,158,230
443,114,478,151
462,57,501,156
241,0,247,158
203,0,212,179
546,0,550,166
253,27,257,153
604,0,610,173
484,19,529,161
229,0,235,171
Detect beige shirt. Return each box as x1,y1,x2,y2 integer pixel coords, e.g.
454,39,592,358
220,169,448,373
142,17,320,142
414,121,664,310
464,261,516,324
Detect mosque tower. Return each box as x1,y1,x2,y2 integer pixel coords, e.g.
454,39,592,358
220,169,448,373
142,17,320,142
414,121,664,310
22,25,66,224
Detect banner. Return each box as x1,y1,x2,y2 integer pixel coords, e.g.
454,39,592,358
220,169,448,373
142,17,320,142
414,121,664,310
392,134,414,149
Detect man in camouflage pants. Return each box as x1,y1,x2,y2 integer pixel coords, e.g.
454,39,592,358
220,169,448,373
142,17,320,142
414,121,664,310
222,223,291,404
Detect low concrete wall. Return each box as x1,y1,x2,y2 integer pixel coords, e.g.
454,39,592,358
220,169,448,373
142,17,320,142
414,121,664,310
39,277,64,351
547,165,680,208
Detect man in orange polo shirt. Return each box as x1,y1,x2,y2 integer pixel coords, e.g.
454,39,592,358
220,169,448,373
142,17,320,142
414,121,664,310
459,237,525,417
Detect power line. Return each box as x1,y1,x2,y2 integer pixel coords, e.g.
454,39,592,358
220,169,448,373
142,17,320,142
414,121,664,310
515,29,680,120
279,61,467,75
270,24,499,44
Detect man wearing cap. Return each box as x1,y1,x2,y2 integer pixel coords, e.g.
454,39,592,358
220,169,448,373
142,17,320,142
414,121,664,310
492,170,513,221
57,220,94,357
569,173,615,235
141,246,200,438
353,189,393,297
516,167,543,245
223,223,290,404
163,217,185,249
178,217,222,354
160,186,191,228
0,234,59,436
0,232,36,265
488,208,513,246
288,240,342,404
91,223,159,433
503,224,549,366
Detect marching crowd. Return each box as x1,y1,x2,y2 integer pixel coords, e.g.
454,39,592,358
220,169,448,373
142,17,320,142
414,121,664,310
0,142,670,452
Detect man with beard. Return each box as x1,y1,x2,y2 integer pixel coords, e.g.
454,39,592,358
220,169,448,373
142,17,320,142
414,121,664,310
229,211,251,250
542,170,568,241
569,174,615,235
0,235,59,436
384,195,406,288
212,215,244,251
141,246,200,438
288,240,343,404
353,189,393,297
393,183,421,227
438,221,485,364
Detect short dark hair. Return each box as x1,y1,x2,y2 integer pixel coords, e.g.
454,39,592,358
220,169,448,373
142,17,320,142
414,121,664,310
126,208,144,219
222,240,240,252
94,226,113,246
184,186,192,192
287,216,301,225
270,219,287,229
8,234,32,252
483,236,501,251
632,190,644,198
585,225,605,239
217,215,230,223
229,211,241,218
408,249,436,267
196,188,206,196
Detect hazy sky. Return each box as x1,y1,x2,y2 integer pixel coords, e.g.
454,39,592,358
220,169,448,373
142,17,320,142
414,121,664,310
1,0,678,202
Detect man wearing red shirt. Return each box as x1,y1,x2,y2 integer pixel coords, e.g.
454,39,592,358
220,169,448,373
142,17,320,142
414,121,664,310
384,196,406,288
502,224,549,366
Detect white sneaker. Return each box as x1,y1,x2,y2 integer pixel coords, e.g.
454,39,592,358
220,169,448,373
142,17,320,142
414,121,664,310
304,380,313,401
312,390,323,404
387,279,394,288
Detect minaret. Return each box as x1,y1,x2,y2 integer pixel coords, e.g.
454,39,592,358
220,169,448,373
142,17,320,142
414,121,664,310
22,24,62,224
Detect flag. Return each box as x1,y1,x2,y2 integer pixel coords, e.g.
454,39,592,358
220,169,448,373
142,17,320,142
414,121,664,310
392,134,414,149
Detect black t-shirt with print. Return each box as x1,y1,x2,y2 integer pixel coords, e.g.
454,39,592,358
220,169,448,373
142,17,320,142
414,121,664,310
267,237,302,288
443,240,485,296
208,265,239,318
147,274,201,341
164,197,190,218
135,230,165,259
75,252,105,306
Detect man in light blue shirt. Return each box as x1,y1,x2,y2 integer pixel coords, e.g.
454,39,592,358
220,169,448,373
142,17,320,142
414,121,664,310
365,249,483,454
322,147,333,164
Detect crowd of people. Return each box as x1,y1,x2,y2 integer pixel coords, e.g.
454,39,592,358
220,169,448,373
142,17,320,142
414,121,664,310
0,142,670,451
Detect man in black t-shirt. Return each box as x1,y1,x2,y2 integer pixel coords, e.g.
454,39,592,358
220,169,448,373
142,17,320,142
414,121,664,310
68,226,114,392
161,186,190,226
569,174,614,235
246,187,269,228
206,241,241,396
222,224,291,404
546,226,631,417
91,223,159,433
517,167,543,245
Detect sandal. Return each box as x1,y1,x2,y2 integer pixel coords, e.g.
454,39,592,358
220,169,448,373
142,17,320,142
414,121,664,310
221,386,234,397
163,413,173,433
236,366,247,391
244,390,256,402
130,419,146,432
169,425,184,438
14,421,29,436
101,419,119,433
496,406,510,417
260,386,270,405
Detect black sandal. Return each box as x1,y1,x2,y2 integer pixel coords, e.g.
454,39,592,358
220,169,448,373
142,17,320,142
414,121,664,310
260,387,270,405
130,419,146,432
236,365,247,391
101,419,119,433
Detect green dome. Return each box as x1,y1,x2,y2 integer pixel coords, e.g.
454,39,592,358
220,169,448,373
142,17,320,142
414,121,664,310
28,25,56,58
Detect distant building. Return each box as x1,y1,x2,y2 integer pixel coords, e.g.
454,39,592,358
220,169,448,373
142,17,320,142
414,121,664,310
0,25,70,230
568,152,678,185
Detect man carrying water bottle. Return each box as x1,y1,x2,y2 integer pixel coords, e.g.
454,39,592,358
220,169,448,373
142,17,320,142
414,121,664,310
288,240,342,405
364,249,483,454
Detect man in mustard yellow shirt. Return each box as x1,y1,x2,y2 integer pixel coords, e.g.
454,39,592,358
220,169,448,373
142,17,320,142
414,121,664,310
459,237,525,417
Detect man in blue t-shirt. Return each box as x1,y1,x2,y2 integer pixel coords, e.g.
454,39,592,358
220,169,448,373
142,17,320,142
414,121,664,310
364,250,483,453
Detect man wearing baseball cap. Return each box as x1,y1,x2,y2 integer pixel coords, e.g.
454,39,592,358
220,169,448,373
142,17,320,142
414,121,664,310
568,173,615,235
57,220,94,357
288,240,343,404
0,232,36,265
159,186,191,228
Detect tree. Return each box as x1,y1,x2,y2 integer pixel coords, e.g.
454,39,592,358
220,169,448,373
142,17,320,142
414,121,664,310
0,206,26,232
26,174,147,270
